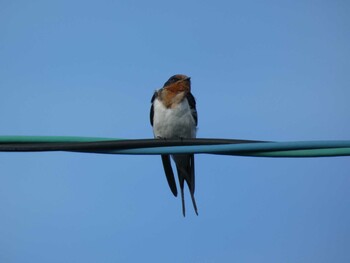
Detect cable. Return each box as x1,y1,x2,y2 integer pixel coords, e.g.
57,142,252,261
0,136,264,151
95,141,350,157
0,136,349,158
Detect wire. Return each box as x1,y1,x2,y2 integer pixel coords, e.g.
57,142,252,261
0,136,349,158
0,137,263,152
97,141,350,157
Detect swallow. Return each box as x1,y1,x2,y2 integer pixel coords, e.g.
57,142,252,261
150,74,198,216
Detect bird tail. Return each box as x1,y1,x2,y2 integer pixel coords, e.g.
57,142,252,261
174,154,198,217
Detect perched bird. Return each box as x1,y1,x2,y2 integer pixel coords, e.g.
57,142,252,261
150,74,198,216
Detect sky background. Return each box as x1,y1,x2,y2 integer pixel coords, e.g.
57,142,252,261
1,0,350,262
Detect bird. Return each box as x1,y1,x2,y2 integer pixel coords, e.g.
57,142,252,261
150,74,198,216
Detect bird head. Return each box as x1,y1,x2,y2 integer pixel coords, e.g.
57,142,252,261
163,74,191,93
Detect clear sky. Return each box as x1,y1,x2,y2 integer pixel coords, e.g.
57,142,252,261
1,0,349,262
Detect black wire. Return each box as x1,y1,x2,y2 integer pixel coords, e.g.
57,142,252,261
0,138,267,152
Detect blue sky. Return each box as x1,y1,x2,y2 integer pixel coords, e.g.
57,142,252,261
1,0,349,262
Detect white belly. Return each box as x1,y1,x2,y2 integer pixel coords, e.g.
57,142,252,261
152,98,197,139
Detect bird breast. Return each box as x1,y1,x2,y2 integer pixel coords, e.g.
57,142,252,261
152,98,197,139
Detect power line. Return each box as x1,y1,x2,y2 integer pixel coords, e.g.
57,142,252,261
0,136,349,157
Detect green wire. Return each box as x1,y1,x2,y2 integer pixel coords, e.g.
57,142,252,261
85,140,350,157
233,148,350,157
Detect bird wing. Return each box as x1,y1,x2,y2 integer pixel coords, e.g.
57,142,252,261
186,92,198,126
161,155,178,197
149,91,157,126
150,91,178,197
